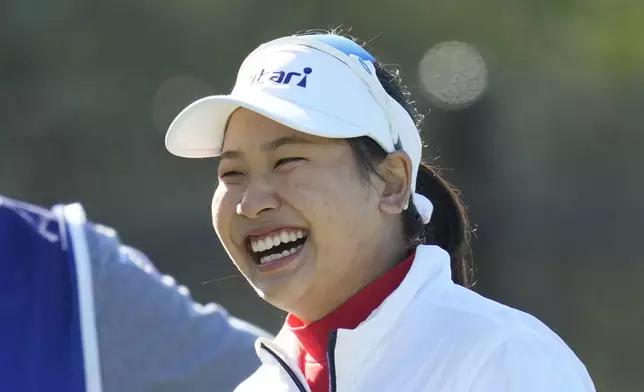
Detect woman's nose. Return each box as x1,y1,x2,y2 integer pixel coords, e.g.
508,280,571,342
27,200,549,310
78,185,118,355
235,179,280,219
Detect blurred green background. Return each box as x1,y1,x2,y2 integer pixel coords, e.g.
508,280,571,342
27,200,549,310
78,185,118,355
3,0,643,390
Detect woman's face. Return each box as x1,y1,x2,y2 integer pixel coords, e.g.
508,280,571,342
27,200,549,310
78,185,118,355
213,108,408,321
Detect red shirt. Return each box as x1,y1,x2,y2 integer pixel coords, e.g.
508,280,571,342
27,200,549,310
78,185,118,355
286,252,415,392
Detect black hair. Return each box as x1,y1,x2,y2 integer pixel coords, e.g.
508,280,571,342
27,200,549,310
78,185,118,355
296,29,474,288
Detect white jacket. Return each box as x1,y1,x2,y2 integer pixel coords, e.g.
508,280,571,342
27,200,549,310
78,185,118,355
235,245,596,392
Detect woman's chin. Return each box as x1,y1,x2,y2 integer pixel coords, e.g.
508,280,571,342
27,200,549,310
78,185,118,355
250,253,315,308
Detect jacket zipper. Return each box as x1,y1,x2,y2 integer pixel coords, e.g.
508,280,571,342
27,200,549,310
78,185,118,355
260,343,308,392
327,331,338,392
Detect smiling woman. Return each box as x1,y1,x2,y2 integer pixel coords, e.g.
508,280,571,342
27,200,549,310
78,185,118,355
164,32,595,392
214,107,408,321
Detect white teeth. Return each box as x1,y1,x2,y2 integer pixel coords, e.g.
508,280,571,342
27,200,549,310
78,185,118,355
258,245,303,265
252,238,269,253
249,229,307,255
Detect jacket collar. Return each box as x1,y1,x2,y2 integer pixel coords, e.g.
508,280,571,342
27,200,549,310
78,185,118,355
331,245,452,389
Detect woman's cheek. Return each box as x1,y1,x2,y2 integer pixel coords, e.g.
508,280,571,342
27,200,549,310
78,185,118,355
212,184,235,234
279,169,322,206
292,164,331,190
212,183,225,209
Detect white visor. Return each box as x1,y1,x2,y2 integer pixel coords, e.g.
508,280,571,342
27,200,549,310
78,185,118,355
165,35,433,223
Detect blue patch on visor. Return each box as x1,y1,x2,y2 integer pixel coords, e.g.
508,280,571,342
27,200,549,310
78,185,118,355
302,34,376,64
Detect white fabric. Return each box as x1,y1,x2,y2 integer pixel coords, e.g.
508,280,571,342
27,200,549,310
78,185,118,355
234,245,596,392
413,193,433,224
53,203,103,392
165,36,432,224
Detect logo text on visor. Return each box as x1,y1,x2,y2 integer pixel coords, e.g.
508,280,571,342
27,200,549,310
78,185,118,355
249,67,312,88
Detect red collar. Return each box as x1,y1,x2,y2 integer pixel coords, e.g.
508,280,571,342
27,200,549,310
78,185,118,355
286,251,415,362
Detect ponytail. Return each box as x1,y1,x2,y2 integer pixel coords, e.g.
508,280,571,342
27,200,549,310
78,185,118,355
404,163,473,287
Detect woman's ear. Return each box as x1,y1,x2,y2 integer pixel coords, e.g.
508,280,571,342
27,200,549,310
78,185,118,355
377,151,413,216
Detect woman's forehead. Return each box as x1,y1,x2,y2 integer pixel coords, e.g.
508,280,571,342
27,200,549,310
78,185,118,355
222,108,338,151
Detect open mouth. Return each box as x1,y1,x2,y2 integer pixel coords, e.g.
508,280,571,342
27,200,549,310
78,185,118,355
246,229,308,265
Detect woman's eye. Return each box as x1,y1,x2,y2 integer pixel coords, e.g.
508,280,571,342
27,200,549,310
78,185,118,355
274,157,305,168
220,171,243,178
